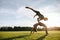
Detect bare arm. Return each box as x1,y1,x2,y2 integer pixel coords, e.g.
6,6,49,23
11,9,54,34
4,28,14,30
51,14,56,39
33,14,37,18
25,7,37,13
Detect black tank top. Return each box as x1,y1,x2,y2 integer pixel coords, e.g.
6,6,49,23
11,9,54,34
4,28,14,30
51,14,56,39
35,11,44,19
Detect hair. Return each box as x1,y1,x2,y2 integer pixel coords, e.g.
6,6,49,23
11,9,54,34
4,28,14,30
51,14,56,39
44,17,48,21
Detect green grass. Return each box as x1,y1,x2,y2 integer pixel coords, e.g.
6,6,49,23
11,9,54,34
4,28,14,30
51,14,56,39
0,31,60,40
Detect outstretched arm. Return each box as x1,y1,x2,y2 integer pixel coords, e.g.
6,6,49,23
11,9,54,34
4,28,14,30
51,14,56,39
25,7,37,13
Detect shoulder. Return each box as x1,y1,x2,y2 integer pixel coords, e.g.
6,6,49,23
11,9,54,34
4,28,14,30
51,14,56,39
35,10,40,13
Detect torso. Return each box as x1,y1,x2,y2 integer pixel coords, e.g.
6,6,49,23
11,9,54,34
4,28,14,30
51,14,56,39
35,11,44,19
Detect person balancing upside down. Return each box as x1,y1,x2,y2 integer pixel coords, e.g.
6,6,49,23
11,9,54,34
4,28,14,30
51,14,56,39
25,7,48,35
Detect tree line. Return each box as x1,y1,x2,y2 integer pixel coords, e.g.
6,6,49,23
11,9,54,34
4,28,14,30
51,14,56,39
0,26,60,31
0,26,42,31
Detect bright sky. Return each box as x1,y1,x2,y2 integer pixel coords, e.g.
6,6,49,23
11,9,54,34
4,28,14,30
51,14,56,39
0,0,60,27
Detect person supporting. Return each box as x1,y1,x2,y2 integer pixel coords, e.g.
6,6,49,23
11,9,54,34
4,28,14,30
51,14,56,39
31,22,48,35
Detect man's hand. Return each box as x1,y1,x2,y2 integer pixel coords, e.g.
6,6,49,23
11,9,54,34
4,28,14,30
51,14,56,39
25,7,29,8
25,7,31,9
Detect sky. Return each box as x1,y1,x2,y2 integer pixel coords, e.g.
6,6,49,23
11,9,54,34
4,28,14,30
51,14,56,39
0,0,60,27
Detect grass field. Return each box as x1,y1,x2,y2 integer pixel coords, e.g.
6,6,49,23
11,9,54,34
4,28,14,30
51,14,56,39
0,31,60,40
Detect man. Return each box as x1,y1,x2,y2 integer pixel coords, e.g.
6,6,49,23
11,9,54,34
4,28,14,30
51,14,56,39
25,7,48,22
31,22,48,35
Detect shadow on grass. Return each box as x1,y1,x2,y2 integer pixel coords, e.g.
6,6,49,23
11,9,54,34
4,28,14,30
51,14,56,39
0,34,31,40
37,34,48,40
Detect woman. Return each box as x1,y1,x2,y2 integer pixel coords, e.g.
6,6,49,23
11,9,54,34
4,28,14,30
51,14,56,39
25,7,48,22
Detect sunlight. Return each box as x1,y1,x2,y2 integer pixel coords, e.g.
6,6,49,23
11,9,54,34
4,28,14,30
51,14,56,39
43,13,60,27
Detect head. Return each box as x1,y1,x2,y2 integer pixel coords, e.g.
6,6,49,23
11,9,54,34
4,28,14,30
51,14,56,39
44,17,48,21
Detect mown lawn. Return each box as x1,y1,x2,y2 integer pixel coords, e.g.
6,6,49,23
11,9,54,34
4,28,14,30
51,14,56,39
0,31,60,40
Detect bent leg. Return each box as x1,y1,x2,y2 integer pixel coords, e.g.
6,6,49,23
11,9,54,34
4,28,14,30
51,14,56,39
39,22,48,35
31,23,38,34
43,24,48,35
44,26,48,35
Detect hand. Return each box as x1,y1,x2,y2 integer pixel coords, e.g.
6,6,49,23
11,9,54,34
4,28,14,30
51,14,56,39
25,7,30,8
25,7,29,8
25,7,31,9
